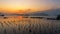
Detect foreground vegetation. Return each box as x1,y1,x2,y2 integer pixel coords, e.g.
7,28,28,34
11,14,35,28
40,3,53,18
0,17,60,34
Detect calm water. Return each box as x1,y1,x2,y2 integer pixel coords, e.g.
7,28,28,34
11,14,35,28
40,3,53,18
0,16,60,34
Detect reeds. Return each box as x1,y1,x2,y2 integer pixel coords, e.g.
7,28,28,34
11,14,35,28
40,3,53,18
0,22,4,28
0,17,60,34
4,29,6,34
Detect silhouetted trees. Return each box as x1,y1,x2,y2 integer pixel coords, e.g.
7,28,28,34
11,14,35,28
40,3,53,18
56,15,60,20
0,14,4,16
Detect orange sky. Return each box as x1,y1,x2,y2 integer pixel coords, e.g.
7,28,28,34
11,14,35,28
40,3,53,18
0,0,60,14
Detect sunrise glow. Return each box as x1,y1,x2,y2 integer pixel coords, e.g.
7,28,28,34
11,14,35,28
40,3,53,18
0,0,60,14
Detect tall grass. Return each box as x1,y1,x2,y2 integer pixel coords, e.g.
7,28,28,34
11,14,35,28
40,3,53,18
0,17,60,34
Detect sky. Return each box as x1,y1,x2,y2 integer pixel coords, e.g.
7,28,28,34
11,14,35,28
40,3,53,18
0,0,60,14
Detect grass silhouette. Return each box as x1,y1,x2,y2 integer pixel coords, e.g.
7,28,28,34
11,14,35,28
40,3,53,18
0,17,60,34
